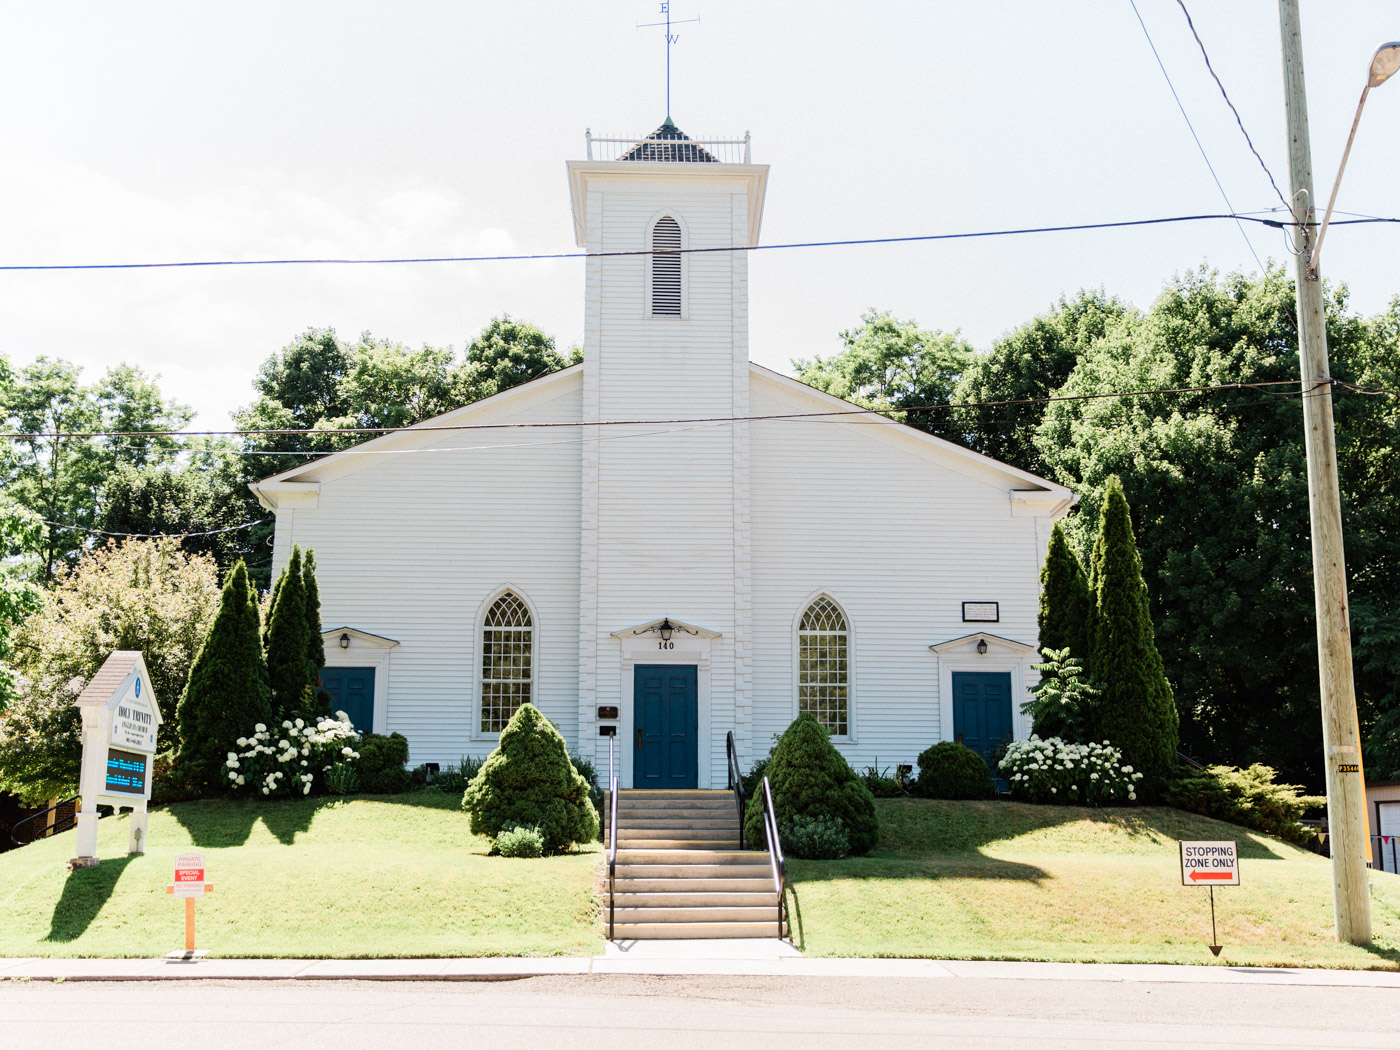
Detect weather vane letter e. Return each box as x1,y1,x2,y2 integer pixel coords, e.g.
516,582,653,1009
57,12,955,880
637,3,700,119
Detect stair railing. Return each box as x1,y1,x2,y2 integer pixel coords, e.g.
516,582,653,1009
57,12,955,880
725,730,747,850
759,776,787,937
607,731,618,941
10,795,81,848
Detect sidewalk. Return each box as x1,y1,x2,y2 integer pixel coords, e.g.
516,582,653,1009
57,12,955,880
3,942,1400,987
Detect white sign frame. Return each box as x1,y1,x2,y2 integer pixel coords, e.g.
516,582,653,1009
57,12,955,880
1179,840,1240,887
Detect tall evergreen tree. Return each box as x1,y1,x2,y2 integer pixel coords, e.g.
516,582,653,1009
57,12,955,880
175,561,272,793
1038,521,1093,662
301,549,332,715
264,545,312,718
1089,476,1178,793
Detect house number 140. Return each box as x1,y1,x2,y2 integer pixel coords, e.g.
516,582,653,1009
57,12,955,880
657,641,674,650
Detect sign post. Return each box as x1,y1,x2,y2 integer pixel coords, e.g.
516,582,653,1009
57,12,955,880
70,652,161,869
1180,840,1240,956
166,851,213,957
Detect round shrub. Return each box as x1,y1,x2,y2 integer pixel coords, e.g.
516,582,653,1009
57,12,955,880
780,814,850,859
496,824,545,858
916,741,995,800
743,713,878,856
363,765,413,794
462,703,600,854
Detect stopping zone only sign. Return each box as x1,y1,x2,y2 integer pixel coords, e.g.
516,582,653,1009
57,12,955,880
1180,840,1240,886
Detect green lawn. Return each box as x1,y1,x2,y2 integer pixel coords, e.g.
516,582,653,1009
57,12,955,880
786,798,1400,969
0,793,602,958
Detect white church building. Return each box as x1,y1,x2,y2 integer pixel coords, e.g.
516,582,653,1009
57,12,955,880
250,122,1076,789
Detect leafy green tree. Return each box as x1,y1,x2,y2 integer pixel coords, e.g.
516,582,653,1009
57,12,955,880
1021,647,1100,742
953,291,1130,476
452,315,579,404
0,539,220,804
1089,476,1178,793
461,702,598,854
1039,521,1093,661
744,713,878,856
174,561,273,794
97,461,251,568
263,546,313,718
792,309,974,444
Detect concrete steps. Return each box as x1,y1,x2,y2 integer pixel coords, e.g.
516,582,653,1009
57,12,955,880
606,789,784,941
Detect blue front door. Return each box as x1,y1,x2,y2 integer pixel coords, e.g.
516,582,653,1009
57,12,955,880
952,671,1013,764
321,666,375,733
634,665,698,789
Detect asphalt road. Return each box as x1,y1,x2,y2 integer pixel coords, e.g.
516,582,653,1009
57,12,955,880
3,974,1397,1048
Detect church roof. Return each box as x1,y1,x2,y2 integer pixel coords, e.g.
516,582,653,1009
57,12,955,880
619,118,719,163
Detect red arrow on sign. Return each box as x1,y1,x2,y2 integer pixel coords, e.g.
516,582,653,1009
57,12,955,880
1189,870,1233,882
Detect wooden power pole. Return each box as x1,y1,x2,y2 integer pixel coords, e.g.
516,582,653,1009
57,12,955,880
1277,0,1371,945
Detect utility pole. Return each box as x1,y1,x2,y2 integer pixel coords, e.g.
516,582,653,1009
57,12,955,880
1277,0,1371,945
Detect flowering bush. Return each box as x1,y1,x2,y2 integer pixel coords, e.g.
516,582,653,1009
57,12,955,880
998,736,1143,806
225,712,361,798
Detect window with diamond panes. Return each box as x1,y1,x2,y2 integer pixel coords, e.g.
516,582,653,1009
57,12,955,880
480,592,533,734
651,216,682,316
798,596,849,736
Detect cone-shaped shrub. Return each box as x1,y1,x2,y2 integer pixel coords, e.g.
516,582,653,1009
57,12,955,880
461,703,599,854
1090,476,1178,794
744,713,878,856
175,562,272,793
301,549,332,716
264,545,312,719
1039,521,1093,665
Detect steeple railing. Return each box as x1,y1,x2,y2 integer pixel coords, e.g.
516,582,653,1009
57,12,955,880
586,129,751,164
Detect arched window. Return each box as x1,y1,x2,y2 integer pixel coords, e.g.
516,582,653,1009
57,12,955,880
651,216,682,316
798,596,849,736
480,591,533,733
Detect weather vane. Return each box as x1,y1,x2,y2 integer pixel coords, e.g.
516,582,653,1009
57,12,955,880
637,3,699,119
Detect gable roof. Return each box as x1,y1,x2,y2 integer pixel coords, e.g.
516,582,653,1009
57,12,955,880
619,119,719,163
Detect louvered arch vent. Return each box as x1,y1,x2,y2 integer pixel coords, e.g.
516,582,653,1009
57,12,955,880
651,216,682,316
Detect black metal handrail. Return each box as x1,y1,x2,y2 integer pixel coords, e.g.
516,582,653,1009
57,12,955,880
759,776,787,937
726,730,747,850
10,795,81,848
607,732,618,941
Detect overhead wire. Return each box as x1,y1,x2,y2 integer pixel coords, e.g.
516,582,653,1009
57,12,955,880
1127,0,1264,270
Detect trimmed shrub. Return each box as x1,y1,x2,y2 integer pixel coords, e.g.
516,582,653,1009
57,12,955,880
462,703,599,854
497,824,545,858
743,713,878,856
916,741,995,800
780,814,850,859
1165,763,1324,845
1039,520,1093,661
741,756,770,799
301,549,333,716
263,546,315,720
175,561,273,794
1089,476,1179,795
363,765,413,794
998,736,1141,806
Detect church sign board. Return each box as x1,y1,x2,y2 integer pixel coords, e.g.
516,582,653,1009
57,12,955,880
70,651,162,868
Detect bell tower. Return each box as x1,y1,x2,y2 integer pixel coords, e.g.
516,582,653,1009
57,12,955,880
568,122,769,786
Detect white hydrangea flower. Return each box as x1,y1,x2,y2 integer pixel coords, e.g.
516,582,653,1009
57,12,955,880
255,723,267,733
236,738,248,747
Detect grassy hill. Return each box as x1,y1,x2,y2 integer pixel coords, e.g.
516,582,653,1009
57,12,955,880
0,793,601,958
786,798,1400,968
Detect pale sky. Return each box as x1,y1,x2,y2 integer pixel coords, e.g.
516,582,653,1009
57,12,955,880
3,1,1397,429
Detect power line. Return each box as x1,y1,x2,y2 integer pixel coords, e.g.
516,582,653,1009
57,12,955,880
6,213,1394,273
1128,0,1264,270
41,518,267,539
0,378,1333,442
1172,0,1292,212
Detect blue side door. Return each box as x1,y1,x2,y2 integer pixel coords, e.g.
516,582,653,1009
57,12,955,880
321,666,376,733
634,665,698,789
952,671,1013,764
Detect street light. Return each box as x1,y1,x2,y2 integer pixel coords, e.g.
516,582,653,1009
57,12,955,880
1307,42,1400,279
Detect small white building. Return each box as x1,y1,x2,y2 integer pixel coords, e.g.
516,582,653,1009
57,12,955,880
251,122,1075,788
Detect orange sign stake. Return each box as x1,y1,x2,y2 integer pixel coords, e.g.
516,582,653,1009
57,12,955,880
167,851,212,956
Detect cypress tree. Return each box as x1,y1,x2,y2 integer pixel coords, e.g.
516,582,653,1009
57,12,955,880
264,545,312,718
1089,476,1178,793
175,562,272,794
301,549,332,715
1038,521,1093,663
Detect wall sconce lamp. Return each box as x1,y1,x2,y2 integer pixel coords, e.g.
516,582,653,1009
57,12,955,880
339,632,350,649
976,638,988,655
658,618,675,643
